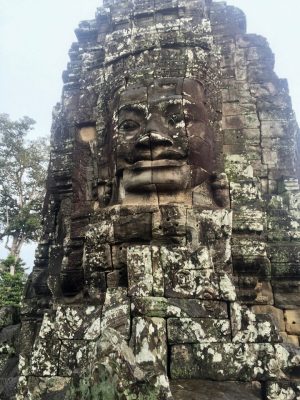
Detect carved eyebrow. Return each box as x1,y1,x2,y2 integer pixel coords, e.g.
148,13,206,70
163,100,200,115
163,102,182,115
118,103,147,115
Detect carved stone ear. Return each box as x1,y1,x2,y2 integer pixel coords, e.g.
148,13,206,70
210,172,230,208
103,181,113,206
31,269,51,297
98,180,113,206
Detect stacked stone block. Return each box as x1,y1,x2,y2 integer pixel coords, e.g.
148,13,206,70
212,2,300,347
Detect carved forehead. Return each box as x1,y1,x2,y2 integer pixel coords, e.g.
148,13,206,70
116,78,205,109
148,78,184,101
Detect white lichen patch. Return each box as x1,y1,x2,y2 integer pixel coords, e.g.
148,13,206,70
230,181,261,202
127,246,153,297
212,352,223,363
101,288,130,339
154,374,169,389
166,305,182,317
30,340,59,377
234,208,266,232
219,274,237,301
84,317,101,340
0,343,14,356
168,318,230,344
201,18,212,33
233,238,267,258
39,313,55,339
151,246,164,297
160,246,213,272
18,355,28,376
56,306,83,339
15,376,28,400
133,317,166,373
192,342,297,381
85,220,114,245
230,304,276,343
225,154,254,179
267,383,296,400
85,306,96,316
266,345,291,378
135,337,156,364
257,321,272,338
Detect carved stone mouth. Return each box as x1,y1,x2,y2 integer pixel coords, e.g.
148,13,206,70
129,147,186,165
128,159,185,171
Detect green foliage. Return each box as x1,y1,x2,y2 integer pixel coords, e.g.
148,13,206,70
66,366,118,400
0,113,49,257
0,256,27,307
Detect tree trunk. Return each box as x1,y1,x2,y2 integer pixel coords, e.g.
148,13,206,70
8,235,25,275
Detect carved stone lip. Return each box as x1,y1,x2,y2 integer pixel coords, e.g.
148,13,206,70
131,148,186,163
128,159,185,171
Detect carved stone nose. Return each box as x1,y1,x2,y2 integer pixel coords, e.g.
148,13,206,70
136,132,173,149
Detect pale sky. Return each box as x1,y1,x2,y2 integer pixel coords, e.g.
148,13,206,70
0,0,299,268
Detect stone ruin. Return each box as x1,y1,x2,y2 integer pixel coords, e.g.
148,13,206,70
1,0,300,399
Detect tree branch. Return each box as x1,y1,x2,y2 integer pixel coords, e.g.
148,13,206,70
5,235,11,251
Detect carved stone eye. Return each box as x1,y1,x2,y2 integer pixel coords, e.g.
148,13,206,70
119,120,140,132
168,113,185,127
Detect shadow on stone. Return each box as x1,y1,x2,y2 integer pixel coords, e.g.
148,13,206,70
170,380,262,400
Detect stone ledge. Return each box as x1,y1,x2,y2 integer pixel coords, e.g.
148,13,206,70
170,379,262,400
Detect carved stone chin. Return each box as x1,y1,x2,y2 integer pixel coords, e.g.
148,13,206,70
123,163,191,193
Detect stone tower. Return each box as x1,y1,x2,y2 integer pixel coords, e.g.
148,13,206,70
13,1,300,399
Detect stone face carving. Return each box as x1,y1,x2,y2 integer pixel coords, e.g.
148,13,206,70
113,78,214,196
7,1,300,399
103,76,230,209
